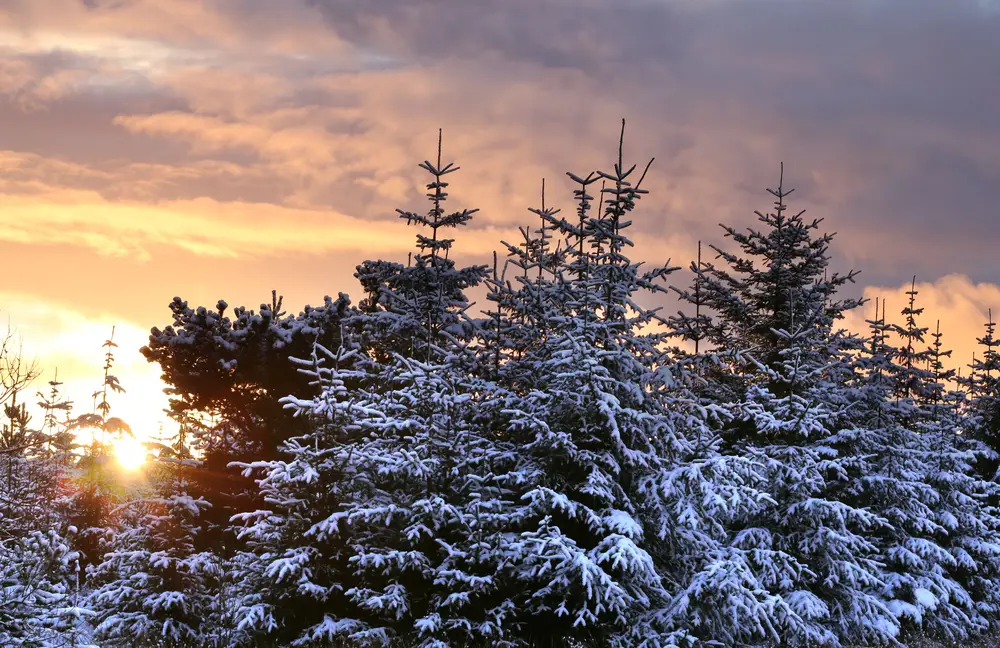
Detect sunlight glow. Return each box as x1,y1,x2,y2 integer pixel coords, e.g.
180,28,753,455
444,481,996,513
114,437,147,471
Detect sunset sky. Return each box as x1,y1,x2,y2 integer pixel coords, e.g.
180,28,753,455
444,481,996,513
2,0,1000,440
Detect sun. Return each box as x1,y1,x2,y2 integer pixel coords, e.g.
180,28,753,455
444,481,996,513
114,437,147,471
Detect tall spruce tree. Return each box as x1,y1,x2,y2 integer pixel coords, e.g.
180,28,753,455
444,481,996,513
481,125,684,645
230,134,522,647
837,292,986,642
963,312,1000,482
353,129,487,367
481,122,780,647
915,320,1000,640
682,166,902,646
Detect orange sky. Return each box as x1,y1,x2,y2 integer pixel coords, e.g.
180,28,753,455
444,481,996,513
3,0,1000,440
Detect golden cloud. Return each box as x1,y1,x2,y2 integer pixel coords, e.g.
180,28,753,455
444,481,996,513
0,189,509,259
842,274,1000,375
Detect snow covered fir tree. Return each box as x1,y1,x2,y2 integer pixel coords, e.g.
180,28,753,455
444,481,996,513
5,123,1000,647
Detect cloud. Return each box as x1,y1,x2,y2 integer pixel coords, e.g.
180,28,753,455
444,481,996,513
112,111,342,167
842,274,1000,375
0,0,352,59
3,0,997,256
0,51,102,110
65,0,996,283
0,187,514,260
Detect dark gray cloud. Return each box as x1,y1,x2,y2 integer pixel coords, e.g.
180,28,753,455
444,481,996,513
305,0,686,71
303,0,1000,260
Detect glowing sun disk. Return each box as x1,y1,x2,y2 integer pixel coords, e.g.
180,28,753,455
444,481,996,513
115,437,146,471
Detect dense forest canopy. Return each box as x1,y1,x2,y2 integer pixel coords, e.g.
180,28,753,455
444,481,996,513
3,124,1000,647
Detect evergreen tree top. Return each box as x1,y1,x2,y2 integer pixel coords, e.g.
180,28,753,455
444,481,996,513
396,128,479,262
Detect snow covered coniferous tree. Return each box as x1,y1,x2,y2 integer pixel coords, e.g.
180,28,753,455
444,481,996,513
87,427,221,647
962,312,1000,482
681,166,904,646
479,122,781,647
232,123,768,648
231,133,529,647
837,289,992,642
354,129,487,365
193,124,1000,648
0,329,86,647
911,319,1000,639
142,290,353,558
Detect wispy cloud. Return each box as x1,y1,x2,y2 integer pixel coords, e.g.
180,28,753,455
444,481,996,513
0,188,511,260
